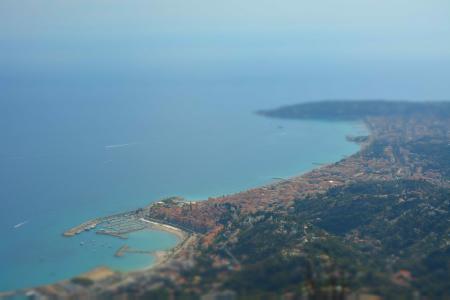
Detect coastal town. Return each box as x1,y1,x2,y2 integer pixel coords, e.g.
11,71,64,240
4,101,450,299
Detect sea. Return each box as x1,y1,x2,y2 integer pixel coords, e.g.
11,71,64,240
1,0,450,292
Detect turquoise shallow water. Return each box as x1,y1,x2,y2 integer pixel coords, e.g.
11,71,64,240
1,0,450,293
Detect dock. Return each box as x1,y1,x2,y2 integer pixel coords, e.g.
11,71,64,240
99,214,146,235
63,210,146,238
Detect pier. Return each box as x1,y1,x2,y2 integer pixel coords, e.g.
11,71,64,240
63,219,101,237
115,245,129,257
96,230,128,239
115,244,153,257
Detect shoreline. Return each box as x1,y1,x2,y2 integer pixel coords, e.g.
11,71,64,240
0,220,190,296
115,121,370,280
6,120,366,295
139,218,187,241
133,122,370,271
5,99,448,298
123,219,190,273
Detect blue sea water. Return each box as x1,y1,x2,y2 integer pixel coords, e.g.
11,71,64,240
1,0,450,292
0,92,363,291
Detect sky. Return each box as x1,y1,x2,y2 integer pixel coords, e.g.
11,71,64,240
1,1,449,53
0,0,449,99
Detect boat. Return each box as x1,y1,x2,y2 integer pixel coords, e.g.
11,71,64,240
13,221,28,229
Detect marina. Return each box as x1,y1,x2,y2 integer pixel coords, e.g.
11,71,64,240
63,211,147,239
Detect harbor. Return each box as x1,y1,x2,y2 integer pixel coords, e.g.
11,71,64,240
63,209,190,264
63,210,146,239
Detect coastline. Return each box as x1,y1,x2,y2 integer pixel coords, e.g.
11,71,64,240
125,219,190,272
136,218,190,269
0,219,191,298
6,120,366,295
68,120,368,274
5,97,449,298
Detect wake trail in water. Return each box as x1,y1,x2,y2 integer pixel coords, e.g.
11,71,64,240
104,142,137,150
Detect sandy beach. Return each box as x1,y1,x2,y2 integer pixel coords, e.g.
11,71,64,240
139,218,187,241
132,218,191,270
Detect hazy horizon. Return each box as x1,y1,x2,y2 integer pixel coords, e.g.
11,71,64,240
1,0,449,295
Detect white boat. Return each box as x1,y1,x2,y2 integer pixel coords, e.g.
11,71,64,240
13,221,28,229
